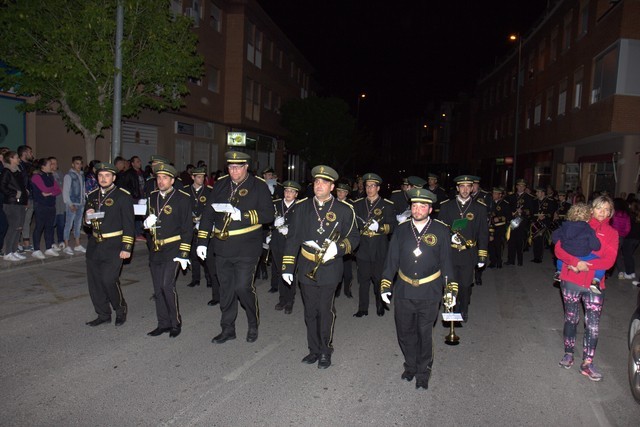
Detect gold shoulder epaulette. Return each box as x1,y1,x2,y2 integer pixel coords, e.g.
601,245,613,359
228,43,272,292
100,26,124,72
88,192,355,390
206,185,213,189
434,219,449,227
353,197,363,203
87,187,100,196
178,189,191,197
440,198,452,205
384,198,394,204
255,176,266,183
295,197,308,204
118,188,131,195
392,189,401,193
273,198,282,203
476,199,487,206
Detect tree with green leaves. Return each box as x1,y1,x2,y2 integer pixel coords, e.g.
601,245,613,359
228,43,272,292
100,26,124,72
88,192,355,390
0,0,202,160
280,96,357,173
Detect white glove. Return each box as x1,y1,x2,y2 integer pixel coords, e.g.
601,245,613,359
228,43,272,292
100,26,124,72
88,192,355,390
451,234,462,245
381,292,391,304
368,219,379,232
279,225,289,236
274,216,285,227
477,262,485,268
137,198,147,205
444,293,456,309
282,273,293,285
303,240,321,251
196,245,207,260
396,211,410,223
262,242,269,250
173,257,191,270
143,214,157,229
230,208,241,221
322,241,338,263
195,221,200,230
266,235,272,244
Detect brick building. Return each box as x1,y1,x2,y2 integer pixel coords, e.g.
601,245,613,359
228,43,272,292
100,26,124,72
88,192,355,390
473,0,640,196
19,0,315,181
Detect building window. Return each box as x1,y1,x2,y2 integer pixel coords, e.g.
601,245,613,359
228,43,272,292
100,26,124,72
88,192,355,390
245,78,261,121
246,22,263,69
558,77,568,116
591,44,619,103
534,96,542,126
209,2,221,32
525,101,532,130
207,67,220,93
538,40,546,72
562,11,573,51
186,0,201,28
189,76,202,86
573,66,584,109
264,89,272,110
528,52,535,80
268,40,274,62
550,26,558,63
578,0,589,38
275,94,282,111
545,87,554,121
278,49,283,68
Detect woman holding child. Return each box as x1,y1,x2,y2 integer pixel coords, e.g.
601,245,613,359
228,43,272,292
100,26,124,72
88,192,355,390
554,195,618,381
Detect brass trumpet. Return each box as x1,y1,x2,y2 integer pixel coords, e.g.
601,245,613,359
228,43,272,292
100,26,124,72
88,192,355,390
305,222,340,281
150,223,161,251
360,209,384,237
215,196,239,241
443,279,460,345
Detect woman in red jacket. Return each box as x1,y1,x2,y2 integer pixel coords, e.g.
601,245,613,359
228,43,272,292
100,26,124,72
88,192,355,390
554,195,618,381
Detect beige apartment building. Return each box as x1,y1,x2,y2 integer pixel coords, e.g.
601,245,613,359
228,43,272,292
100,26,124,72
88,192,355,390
10,0,314,181
474,0,640,196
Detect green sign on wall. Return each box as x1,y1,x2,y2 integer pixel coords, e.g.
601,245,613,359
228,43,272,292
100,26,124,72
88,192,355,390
0,95,26,150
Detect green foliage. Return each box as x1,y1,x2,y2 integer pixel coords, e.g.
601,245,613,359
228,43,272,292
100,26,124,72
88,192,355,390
280,96,356,171
0,0,202,142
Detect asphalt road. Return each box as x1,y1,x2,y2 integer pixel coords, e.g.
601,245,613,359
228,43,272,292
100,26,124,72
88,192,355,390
1,247,639,426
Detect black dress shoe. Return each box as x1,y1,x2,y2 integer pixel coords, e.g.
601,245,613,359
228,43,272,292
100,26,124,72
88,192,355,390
376,306,385,317
317,354,331,369
169,327,181,338
475,280,483,286
86,317,111,327
353,310,368,318
275,302,285,311
246,329,258,343
115,314,126,326
284,306,293,314
147,327,171,336
212,331,236,343
268,288,278,293
207,299,219,306
187,280,200,287
344,290,353,298
415,378,429,390
401,370,415,382
301,353,319,364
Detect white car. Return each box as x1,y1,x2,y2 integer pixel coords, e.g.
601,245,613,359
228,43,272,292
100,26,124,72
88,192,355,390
629,288,640,403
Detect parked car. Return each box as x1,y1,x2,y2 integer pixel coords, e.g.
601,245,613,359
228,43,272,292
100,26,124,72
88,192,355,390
629,287,640,403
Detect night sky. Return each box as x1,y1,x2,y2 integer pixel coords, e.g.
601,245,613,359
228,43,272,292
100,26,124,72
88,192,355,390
259,0,549,123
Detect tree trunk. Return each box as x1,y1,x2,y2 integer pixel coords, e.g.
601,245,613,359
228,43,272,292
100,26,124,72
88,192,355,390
84,133,97,163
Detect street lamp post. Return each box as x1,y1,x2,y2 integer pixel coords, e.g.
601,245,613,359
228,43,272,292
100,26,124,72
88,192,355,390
510,34,523,191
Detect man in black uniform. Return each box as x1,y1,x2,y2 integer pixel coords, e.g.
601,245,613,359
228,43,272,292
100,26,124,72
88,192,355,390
84,162,135,327
196,151,274,344
505,179,535,266
426,173,448,217
352,172,395,317
380,188,457,390
471,177,492,286
438,175,488,323
143,163,193,338
335,181,354,298
143,155,172,198
271,180,301,314
185,167,213,288
530,186,557,263
487,187,511,269
391,176,427,221
282,165,359,369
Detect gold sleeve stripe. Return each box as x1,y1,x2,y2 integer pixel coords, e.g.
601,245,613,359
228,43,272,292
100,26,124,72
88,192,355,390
382,224,390,234
122,236,134,243
179,244,191,251
249,210,258,225
380,279,392,293
198,230,209,239
478,250,488,256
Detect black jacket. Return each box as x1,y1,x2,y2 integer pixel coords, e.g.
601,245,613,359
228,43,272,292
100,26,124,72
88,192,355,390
0,167,28,205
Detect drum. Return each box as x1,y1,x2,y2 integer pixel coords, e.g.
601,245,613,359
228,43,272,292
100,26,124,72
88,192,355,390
530,219,547,237
509,216,523,230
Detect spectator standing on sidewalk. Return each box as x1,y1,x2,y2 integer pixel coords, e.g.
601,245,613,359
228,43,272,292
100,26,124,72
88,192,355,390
610,197,631,279
49,157,66,251
622,200,640,281
17,145,34,253
1,150,27,261
0,147,8,256
30,158,61,259
62,156,86,255
85,160,100,195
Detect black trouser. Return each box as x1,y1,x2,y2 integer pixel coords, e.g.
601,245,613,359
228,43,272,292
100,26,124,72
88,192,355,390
87,256,127,320
149,260,181,328
356,258,383,311
190,234,211,283
272,247,295,308
343,255,353,286
215,255,260,333
489,228,505,267
532,233,545,261
205,239,220,302
394,297,439,382
300,282,338,355
452,262,474,320
507,225,527,265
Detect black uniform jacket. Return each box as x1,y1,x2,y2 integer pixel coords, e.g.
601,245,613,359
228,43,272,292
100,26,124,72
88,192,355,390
380,218,455,300
282,196,360,285
85,185,135,260
197,174,274,259
146,187,193,262
352,196,395,262
438,197,489,264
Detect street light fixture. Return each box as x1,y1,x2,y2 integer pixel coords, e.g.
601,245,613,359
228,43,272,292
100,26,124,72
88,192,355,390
509,33,523,191
356,93,366,124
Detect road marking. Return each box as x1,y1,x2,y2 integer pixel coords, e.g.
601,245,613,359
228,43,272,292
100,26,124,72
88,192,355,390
223,334,291,382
